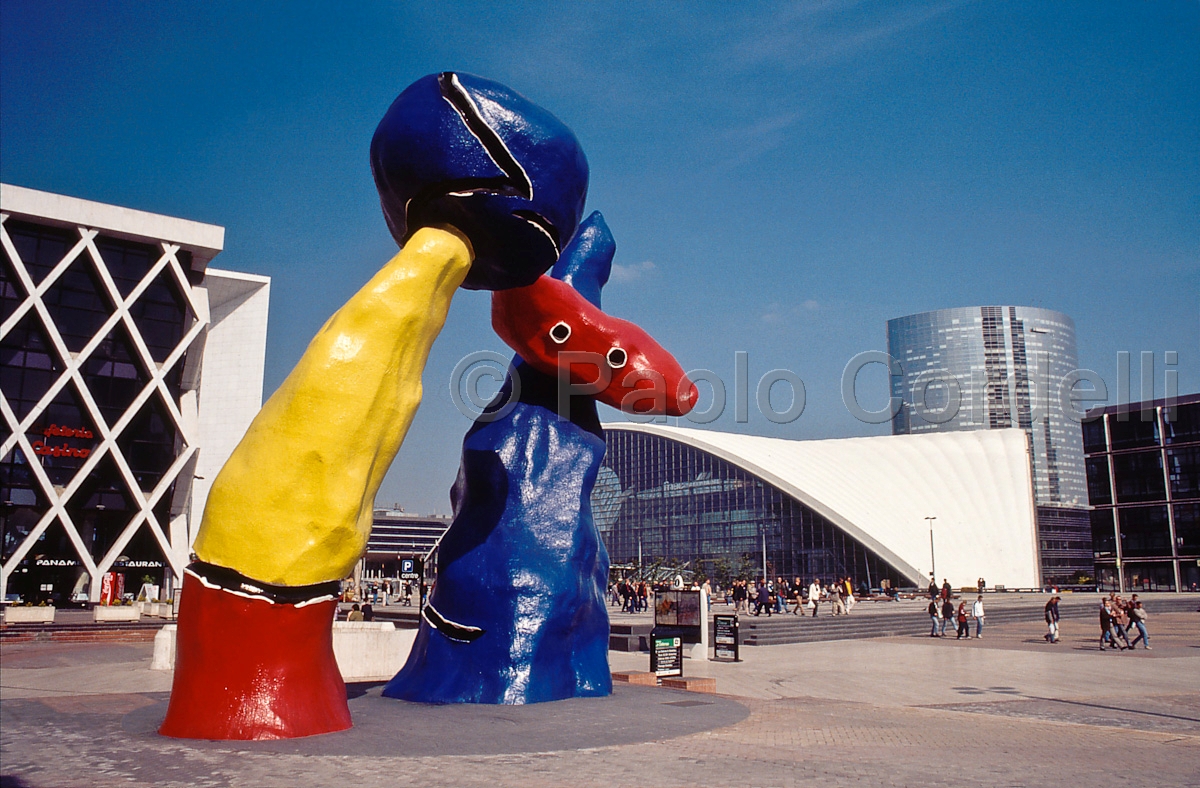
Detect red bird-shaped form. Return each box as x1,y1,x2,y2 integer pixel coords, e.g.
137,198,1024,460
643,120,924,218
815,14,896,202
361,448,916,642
493,276,697,416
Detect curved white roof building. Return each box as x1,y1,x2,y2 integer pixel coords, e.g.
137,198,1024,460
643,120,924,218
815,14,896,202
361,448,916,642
597,423,1040,589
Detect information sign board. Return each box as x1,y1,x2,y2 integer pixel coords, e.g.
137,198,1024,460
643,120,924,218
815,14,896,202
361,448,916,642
650,635,683,678
654,590,701,627
713,614,739,661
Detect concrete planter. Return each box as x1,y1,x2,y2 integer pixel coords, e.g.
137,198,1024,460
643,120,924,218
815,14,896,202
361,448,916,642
150,620,416,680
94,605,141,622
3,606,56,624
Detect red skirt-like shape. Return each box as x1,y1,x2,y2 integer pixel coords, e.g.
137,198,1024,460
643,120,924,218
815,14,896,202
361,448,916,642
159,573,351,740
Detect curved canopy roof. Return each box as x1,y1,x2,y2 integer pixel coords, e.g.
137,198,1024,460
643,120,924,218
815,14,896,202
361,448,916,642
605,423,1040,589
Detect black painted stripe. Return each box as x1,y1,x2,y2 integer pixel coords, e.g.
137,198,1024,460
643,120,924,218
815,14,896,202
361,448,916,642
438,72,532,199
186,561,340,605
423,601,485,643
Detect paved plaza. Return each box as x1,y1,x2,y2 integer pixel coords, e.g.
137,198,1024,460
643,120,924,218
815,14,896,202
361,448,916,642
1,604,1197,787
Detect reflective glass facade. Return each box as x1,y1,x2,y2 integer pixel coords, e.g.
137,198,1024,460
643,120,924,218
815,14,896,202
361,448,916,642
888,306,1090,585
594,428,906,588
1084,394,1200,592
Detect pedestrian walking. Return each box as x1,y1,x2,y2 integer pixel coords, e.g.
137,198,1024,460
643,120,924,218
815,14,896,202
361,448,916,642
972,595,985,638
928,598,941,637
808,578,822,617
1044,595,1060,643
733,580,749,614
955,601,969,639
1127,594,1151,650
928,576,938,600
753,578,773,616
941,578,952,601
830,583,846,616
1099,599,1126,651
940,597,955,637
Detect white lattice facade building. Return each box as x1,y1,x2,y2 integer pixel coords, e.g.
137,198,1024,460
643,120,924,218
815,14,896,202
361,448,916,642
1,184,269,603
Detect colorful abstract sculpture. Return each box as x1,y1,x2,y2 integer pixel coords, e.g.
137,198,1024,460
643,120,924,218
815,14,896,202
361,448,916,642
383,212,695,704
371,72,589,291
161,72,589,740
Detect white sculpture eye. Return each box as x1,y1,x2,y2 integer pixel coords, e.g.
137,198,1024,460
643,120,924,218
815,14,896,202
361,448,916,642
549,321,571,344
606,347,627,369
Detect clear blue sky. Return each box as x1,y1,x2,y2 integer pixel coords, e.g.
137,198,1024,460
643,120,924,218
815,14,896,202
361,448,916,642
3,1,1197,515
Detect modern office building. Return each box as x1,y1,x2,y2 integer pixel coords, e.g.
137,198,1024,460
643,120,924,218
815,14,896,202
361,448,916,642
887,307,1090,585
361,508,453,577
1084,393,1200,592
1,184,269,603
595,423,1040,590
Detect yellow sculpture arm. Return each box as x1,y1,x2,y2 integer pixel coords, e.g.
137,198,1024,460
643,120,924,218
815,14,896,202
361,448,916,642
192,227,472,586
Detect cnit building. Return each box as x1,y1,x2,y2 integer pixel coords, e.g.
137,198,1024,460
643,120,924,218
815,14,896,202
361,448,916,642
1,185,269,603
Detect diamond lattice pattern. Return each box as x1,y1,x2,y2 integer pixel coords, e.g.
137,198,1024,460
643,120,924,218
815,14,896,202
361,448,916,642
0,213,207,599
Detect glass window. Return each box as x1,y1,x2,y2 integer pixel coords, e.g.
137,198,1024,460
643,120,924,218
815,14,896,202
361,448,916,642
1082,417,1107,454
0,313,64,421
1112,451,1166,503
1091,509,1116,557
1117,505,1172,558
39,257,114,353
1174,503,1200,557
4,220,75,286
82,324,149,426
1085,457,1111,505
1163,401,1200,445
1108,413,1160,450
1167,446,1200,500
1122,561,1175,592
116,395,178,491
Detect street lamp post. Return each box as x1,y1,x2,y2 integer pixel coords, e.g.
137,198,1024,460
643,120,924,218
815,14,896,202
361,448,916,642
760,526,768,581
925,516,937,582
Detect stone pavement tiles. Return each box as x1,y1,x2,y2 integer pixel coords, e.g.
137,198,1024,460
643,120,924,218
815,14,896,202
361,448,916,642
1,614,1197,787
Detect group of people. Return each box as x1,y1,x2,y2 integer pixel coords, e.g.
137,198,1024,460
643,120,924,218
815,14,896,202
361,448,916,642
340,579,414,606
927,594,986,639
1099,593,1151,651
612,578,651,613
727,577,857,617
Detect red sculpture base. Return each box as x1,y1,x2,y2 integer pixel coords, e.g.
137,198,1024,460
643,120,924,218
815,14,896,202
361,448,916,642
159,573,351,740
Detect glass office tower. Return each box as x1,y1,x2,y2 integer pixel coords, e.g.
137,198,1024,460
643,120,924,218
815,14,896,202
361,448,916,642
887,307,1090,585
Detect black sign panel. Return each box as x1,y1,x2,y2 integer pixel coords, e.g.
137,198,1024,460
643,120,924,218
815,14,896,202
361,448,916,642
399,557,421,581
713,614,740,662
650,635,683,678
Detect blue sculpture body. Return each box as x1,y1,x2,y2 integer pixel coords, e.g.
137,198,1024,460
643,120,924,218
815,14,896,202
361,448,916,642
384,215,615,704
371,72,590,291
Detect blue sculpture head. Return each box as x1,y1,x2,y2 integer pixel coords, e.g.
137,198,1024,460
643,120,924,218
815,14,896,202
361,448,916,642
371,72,590,291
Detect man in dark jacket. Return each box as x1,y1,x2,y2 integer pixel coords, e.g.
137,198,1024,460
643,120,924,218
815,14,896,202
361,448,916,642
1044,595,1060,643
753,578,773,616
940,597,955,637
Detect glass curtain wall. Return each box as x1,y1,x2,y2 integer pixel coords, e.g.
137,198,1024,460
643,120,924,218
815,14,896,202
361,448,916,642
596,429,905,589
